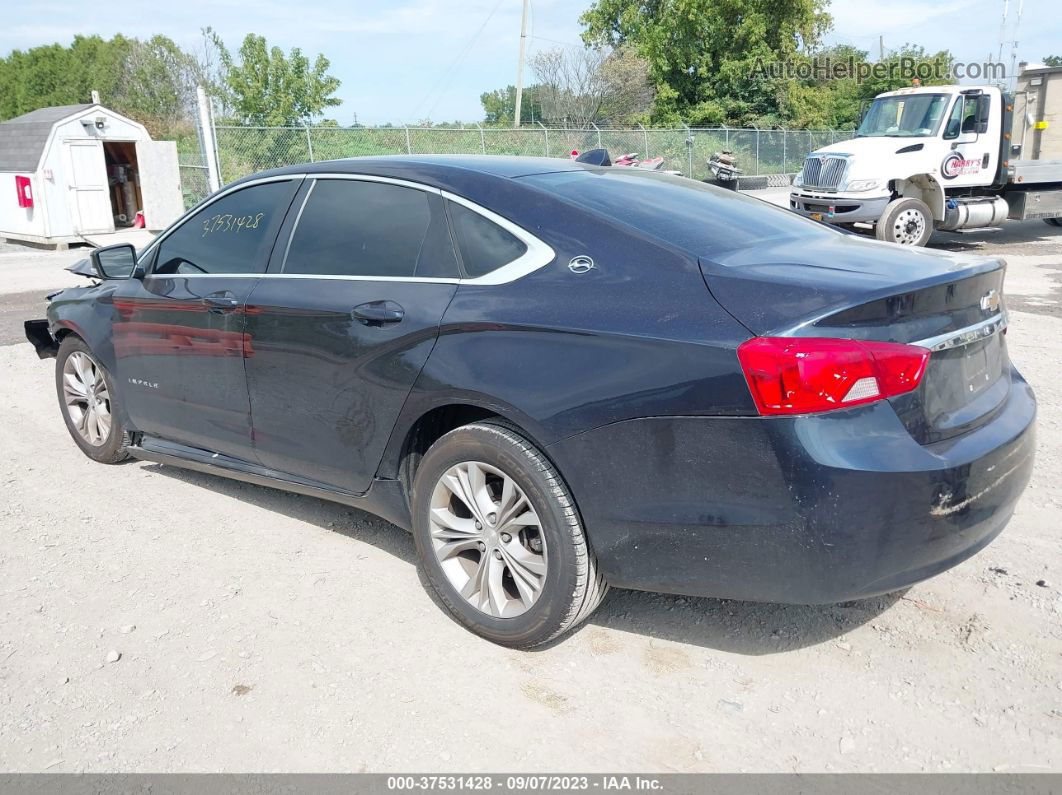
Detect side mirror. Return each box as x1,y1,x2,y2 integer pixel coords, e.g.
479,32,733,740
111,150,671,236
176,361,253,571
90,244,140,280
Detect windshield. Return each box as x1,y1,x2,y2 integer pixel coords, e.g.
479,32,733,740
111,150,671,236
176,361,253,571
856,94,949,138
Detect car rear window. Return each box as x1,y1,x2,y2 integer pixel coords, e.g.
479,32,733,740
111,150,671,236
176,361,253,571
520,169,839,257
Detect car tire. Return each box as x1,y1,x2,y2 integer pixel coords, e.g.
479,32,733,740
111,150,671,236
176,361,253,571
875,197,934,246
1045,218,1062,228
55,335,131,464
411,421,607,648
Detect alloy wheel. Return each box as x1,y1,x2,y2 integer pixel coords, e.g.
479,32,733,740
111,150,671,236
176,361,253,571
428,461,548,618
62,351,112,446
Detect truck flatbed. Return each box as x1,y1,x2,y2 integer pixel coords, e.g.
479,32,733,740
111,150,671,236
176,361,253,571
1009,159,1062,184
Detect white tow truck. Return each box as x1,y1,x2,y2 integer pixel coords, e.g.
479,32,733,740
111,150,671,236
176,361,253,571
789,65,1062,246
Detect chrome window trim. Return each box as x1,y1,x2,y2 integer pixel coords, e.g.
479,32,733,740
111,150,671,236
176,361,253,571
913,311,1007,352
141,172,554,286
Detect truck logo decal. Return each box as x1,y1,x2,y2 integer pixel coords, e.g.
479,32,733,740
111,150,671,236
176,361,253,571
941,152,981,180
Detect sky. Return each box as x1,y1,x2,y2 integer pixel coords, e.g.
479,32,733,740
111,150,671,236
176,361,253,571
1,0,1060,125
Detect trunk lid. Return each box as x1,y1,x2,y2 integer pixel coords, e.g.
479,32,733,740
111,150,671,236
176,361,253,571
700,235,1010,443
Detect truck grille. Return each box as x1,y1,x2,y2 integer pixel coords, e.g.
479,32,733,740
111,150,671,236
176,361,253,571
801,155,849,190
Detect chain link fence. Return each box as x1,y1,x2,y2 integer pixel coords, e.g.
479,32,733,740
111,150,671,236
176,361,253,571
178,124,852,207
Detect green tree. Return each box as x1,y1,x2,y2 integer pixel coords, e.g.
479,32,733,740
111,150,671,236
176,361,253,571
580,0,832,125
779,44,954,129
0,35,131,120
480,85,544,125
219,34,341,126
1045,55,1062,67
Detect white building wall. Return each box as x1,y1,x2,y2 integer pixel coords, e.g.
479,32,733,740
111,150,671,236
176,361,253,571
0,171,47,238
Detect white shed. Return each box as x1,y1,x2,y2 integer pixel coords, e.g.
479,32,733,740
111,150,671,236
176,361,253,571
0,103,184,248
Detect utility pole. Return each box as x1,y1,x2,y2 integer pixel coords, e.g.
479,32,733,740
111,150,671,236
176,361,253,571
878,35,884,61
514,0,530,127
1008,0,1024,91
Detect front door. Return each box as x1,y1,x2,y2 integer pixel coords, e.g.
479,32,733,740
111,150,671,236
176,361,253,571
112,177,302,459
939,93,998,188
64,139,112,234
244,177,460,494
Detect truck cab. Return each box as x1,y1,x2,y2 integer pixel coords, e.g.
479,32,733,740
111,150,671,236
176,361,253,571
790,84,1016,245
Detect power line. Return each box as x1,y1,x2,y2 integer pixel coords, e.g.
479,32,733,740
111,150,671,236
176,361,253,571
409,0,506,121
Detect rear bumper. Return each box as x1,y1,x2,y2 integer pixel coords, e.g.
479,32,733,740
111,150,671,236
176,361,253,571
790,191,889,224
547,370,1036,604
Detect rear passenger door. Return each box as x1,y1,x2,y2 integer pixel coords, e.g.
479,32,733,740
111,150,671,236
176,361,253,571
244,176,460,494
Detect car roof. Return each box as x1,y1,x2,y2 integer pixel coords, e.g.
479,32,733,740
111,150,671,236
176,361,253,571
251,154,590,183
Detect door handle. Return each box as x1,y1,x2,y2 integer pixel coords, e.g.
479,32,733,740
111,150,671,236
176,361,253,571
202,291,239,314
352,300,404,325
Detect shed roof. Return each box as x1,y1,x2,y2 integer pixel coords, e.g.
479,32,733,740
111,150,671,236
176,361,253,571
0,104,94,172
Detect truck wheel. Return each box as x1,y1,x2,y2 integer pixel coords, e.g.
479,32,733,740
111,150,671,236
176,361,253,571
411,421,607,648
1045,218,1062,228
876,198,933,246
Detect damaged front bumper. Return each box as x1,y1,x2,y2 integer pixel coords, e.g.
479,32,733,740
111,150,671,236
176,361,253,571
25,319,58,359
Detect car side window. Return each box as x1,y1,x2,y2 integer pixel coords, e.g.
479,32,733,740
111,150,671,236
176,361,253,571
153,180,299,276
943,97,965,140
282,179,458,279
448,201,528,279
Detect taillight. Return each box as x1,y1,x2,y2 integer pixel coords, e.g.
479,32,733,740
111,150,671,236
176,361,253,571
737,337,930,416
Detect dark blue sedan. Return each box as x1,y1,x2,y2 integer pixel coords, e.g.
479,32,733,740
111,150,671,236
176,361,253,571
25,155,1035,647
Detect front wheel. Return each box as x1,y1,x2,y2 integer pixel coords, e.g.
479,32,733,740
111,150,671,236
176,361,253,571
1045,218,1062,228
875,197,934,246
411,422,607,648
55,336,130,463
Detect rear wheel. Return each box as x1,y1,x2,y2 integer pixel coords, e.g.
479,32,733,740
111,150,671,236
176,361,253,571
411,421,607,648
876,197,933,246
55,336,130,463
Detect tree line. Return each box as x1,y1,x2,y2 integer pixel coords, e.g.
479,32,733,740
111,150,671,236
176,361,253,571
0,30,341,140
483,0,1062,130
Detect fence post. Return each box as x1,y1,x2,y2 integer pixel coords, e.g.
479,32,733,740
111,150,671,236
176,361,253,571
195,85,221,192
476,123,486,154
722,123,729,149
404,125,412,154
753,125,761,175
639,123,649,157
305,125,315,162
592,122,602,148
538,122,550,157
782,127,787,173
684,123,693,179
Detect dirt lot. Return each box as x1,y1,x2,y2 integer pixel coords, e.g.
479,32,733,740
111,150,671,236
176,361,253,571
0,222,1060,773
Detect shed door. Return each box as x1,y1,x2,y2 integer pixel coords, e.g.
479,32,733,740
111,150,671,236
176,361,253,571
135,140,184,230
64,139,113,234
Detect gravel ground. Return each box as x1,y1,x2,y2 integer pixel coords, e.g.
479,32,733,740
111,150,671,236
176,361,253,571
0,219,1060,773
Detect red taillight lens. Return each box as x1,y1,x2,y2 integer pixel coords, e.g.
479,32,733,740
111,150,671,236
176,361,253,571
736,337,930,416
